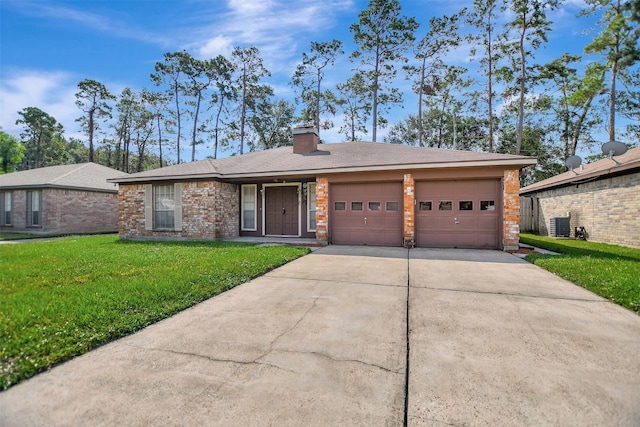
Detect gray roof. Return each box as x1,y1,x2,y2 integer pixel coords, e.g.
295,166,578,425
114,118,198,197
0,163,125,193
521,146,640,194
109,142,536,183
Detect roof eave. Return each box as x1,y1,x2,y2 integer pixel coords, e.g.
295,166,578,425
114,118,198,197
0,184,118,193
520,162,640,194
109,159,536,183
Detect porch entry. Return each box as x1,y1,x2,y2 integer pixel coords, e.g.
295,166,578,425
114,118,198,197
264,185,299,236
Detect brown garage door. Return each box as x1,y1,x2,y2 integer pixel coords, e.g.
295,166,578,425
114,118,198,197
330,182,403,246
415,180,500,249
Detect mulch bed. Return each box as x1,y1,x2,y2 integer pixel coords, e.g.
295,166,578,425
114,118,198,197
507,248,540,254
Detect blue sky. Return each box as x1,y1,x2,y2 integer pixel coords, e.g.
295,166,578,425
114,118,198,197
1,0,602,160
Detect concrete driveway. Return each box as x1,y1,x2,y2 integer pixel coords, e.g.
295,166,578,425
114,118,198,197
1,246,639,426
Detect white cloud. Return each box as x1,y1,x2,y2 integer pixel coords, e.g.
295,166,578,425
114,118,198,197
196,35,235,58
0,69,81,138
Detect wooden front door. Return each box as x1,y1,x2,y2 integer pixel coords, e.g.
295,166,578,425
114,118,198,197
265,186,299,236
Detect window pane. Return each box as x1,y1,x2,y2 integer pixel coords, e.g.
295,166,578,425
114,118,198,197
439,201,452,211
459,201,473,211
368,201,380,211
307,183,316,231
351,202,363,211
386,201,399,211
334,202,346,211
241,185,257,230
154,185,175,229
419,201,432,211
481,200,495,211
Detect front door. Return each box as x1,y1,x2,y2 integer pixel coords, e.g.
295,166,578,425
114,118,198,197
265,186,299,236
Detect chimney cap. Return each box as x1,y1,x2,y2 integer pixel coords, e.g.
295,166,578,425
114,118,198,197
293,124,318,135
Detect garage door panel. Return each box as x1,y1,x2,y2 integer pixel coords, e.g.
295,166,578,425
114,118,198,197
330,182,403,247
416,180,500,249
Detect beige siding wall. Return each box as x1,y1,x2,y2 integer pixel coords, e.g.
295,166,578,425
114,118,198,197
522,172,640,248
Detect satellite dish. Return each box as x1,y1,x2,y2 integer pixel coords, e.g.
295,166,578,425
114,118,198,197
601,140,628,157
565,155,582,170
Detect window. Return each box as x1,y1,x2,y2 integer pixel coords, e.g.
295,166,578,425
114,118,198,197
419,201,432,211
368,201,381,211
386,201,399,211
26,190,41,227
145,184,181,231
351,202,363,211
481,200,495,211
154,185,175,229
438,201,452,211
307,182,316,232
334,202,346,211
241,184,257,231
0,192,11,226
459,201,473,211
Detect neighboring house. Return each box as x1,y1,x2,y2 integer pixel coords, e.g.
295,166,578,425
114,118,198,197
0,163,123,235
520,147,640,248
108,126,536,250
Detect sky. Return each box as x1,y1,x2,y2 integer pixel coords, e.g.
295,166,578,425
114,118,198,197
0,0,606,161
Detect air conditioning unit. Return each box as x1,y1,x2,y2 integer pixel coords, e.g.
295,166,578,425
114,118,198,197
550,217,571,237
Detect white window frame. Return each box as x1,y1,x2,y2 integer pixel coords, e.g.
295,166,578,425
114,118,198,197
145,183,182,232
0,192,11,226
26,190,41,227
241,184,257,231
154,184,175,229
307,182,316,232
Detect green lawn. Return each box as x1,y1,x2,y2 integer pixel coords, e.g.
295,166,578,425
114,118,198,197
520,234,640,314
0,236,309,390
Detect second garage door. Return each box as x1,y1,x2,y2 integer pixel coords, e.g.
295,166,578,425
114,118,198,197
415,180,501,249
330,182,403,246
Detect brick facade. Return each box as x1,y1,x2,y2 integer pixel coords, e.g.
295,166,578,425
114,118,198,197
522,172,639,248
118,180,239,240
315,177,329,243
0,188,118,235
502,170,521,250
403,173,415,247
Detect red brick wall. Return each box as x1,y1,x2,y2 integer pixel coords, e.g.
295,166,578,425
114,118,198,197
503,170,521,250
403,173,415,246
315,177,329,242
0,188,117,234
118,180,239,240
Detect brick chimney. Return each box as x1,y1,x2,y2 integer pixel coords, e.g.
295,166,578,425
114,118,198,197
292,125,319,154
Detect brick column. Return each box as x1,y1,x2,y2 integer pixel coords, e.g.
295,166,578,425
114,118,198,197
503,169,521,250
403,173,415,247
315,177,329,243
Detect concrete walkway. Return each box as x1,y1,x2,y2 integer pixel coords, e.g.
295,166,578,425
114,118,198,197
1,247,639,426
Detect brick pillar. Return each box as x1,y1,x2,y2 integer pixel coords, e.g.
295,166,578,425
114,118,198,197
315,176,329,243
403,173,415,247
503,169,521,250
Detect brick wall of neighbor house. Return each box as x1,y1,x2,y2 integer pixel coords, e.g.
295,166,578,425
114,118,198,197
118,181,239,240
46,188,118,234
503,170,521,250
315,177,329,243
0,188,117,234
531,172,640,248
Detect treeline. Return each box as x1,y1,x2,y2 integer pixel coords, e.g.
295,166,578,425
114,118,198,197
1,0,639,186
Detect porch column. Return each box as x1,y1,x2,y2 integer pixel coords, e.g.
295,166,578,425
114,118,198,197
503,169,520,250
315,176,329,243
403,173,415,247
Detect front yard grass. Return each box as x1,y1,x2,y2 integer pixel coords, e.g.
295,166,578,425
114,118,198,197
520,234,640,314
0,235,309,390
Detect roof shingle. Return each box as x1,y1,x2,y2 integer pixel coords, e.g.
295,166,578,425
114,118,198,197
0,163,125,192
520,146,640,194
110,142,535,183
